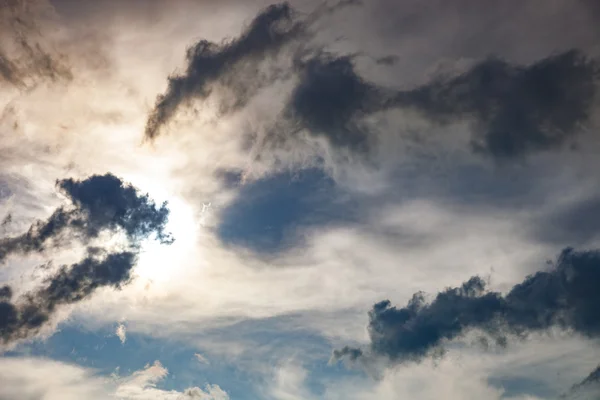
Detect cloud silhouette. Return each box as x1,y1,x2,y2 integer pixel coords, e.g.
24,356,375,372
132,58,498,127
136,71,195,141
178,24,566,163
0,172,173,345
393,50,599,159
285,53,386,152
0,250,136,344
334,247,600,365
145,3,302,139
0,173,172,264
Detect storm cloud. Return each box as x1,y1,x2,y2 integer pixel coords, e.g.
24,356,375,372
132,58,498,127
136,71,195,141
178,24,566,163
0,173,172,264
145,2,303,139
334,247,600,365
0,249,136,344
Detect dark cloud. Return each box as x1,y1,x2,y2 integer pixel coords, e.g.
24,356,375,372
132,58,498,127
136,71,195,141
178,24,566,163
281,48,599,159
216,168,356,253
0,250,136,344
285,53,386,152
533,195,600,247
145,2,303,139
0,173,173,345
334,247,600,365
0,173,172,264
57,174,172,243
375,55,398,66
393,49,599,159
0,286,11,300
0,51,21,86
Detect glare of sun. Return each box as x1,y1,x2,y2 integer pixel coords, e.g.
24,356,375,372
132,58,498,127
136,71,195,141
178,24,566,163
135,194,198,283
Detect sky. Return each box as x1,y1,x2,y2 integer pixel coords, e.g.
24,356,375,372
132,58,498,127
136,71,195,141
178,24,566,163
0,0,600,399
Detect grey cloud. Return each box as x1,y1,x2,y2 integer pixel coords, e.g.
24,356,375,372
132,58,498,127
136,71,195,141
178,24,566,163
285,53,386,152
145,2,303,139
533,195,600,247
0,173,172,264
0,250,136,344
572,364,600,389
143,1,600,162
0,51,21,86
331,345,363,362
562,364,600,399
334,247,600,365
393,49,600,159
0,0,72,87
0,286,11,299
284,49,599,159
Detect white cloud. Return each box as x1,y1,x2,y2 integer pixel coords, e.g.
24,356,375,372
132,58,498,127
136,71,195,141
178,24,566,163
0,357,229,400
0,357,108,400
115,360,228,400
116,323,127,344
267,362,314,400
195,353,210,365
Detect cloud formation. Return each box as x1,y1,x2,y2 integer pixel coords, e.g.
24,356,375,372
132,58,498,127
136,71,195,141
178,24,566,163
0,173,171,264
0,249,136,344
285,49,599,159
334,247,600,365
0,0,72,87
285,53,385,152
0,173,172,345
145,2,302,139
393,49,600,159
115,360,229,400
0,357,229,400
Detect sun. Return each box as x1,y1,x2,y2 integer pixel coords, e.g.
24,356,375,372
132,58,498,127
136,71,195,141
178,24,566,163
117,172,200,284
135,194,198,283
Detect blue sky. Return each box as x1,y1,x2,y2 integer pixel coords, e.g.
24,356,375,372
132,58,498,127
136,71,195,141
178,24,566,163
1,0,600,399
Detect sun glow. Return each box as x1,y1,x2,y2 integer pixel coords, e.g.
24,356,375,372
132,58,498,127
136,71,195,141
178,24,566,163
135,194,198,283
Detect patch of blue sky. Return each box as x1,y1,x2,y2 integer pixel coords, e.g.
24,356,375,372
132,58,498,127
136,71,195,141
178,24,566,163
7,315,364,399
217,167,358,253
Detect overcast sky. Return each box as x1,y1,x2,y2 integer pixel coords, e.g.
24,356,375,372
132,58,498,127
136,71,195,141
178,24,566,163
1,0,600,399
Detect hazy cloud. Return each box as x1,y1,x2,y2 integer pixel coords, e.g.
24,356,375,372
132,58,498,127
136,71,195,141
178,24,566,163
563,364,600,399
0,0,73,87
